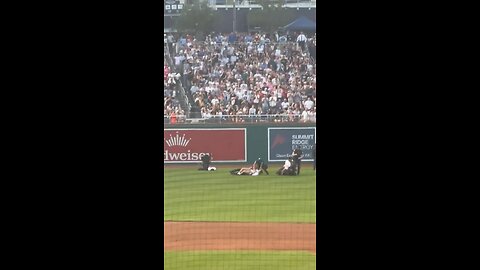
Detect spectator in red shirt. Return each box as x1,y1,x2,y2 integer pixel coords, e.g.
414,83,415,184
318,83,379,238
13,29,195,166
170,111,177,124
164,64,170,81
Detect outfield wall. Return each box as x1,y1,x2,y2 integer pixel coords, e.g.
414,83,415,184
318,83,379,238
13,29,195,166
164,123,316,164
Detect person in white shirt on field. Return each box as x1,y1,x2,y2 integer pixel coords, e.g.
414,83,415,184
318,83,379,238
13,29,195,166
277,157,294,175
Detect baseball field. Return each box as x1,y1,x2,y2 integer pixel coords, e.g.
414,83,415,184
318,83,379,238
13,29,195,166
164,164,316,270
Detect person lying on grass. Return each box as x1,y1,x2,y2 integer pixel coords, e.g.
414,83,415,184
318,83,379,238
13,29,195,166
237,158,269,176
230,157,269,176
230,167,261,176
237,167,255,175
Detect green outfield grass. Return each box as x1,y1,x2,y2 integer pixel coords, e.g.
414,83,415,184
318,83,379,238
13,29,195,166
164,251,316,270
164,167,316,223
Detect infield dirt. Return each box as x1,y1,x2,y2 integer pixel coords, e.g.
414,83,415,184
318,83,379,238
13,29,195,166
164,221,316,254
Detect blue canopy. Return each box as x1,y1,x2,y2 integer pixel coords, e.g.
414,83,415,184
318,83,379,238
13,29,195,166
283,16,316,31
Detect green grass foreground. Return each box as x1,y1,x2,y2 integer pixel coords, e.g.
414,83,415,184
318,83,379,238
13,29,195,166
164,251,316,270
164,167,316,223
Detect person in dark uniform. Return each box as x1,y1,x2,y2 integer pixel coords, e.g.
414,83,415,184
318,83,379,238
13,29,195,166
253,158,269,175
199,154,212,171
292,147,303,175
312,144,316,170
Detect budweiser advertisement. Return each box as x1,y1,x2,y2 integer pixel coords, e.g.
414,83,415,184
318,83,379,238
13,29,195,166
164,129,247,163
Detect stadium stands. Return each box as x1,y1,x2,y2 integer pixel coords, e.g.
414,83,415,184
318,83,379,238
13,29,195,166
165,31,316,123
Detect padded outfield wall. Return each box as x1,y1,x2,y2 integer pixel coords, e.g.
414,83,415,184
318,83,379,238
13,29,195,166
164,123,316,164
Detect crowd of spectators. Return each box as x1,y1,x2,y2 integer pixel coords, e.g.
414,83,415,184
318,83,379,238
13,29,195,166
164,58,185,123
164,31,316,123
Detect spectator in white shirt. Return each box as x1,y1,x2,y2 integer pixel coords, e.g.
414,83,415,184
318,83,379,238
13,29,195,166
269,97,277,109
302,110,309,122
296,32,307,52
248,106,256,115
307,109,316,122
190,85,199,93
174,54,184,67
304,98,314,110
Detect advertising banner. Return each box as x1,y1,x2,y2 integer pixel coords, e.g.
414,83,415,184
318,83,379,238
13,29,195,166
268,127,316,162
164,129,247,163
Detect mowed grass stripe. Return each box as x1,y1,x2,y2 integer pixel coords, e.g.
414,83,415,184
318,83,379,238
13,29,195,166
164,168,316,223
164,251,316,270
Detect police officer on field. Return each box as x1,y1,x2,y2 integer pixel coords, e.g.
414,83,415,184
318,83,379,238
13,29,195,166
199,154,212,171
292,147,303,175
253,158,269,175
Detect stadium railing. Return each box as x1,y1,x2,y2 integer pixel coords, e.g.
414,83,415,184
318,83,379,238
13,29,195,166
164,114,316,124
